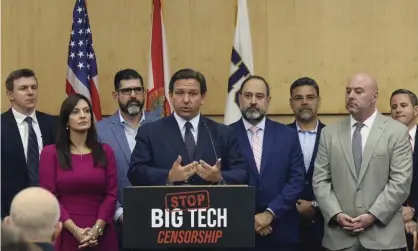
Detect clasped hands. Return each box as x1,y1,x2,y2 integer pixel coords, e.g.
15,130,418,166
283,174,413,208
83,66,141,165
255,211,274,236
168,155,221,183
74,227,99,248
336,213,376,234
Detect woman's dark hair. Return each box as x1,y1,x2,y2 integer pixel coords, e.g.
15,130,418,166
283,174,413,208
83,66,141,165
56,94,107,170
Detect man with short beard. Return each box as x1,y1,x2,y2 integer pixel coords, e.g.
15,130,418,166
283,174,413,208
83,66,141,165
287,77,325,251
230,75,305,251
390,89,418,251
96,69,160,250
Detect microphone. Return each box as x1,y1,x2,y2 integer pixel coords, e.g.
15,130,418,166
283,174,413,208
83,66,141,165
203,120,219,164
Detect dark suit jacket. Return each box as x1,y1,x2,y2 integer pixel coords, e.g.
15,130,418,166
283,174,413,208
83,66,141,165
1,108,57,218
288,120,325,245
128,114,248,186
230,118,305,247
409,126,418,213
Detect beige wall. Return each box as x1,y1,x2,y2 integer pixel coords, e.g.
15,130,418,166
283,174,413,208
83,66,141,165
2,0,418,124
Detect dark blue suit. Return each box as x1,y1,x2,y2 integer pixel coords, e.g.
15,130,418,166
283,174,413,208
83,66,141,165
230,118,305,250
288,120,325,251
128,114,248,186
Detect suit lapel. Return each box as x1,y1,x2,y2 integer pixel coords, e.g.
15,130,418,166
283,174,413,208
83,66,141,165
339,117,357,179
165,115,189,164
357,113,386,185
5,109,27,165
109,114,132,163
236,119,260,178
260,119,275,178
307,121,325,177
35,112,49,146
194,119,211,164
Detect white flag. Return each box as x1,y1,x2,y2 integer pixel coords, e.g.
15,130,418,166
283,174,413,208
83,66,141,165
224,0,254,125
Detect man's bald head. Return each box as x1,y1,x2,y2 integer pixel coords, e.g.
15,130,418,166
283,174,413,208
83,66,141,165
348,73,378,92
4,187,61,243
345,73,379,122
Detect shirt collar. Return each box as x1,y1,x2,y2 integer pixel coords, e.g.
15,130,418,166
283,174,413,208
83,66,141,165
242,116,266,131
12,107,37,125
173,111,200,131
295,120,319,133
119,109,145,125
350,109,378,129
410,124,417,142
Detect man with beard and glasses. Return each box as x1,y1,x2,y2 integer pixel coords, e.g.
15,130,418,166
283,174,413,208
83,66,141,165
287,77,325,251
96,68,160,251
390,89,418,251
230,75,305,251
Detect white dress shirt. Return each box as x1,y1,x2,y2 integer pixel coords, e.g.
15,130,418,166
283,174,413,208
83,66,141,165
114,110,146,222
410,124,417,152
242,117,266,150
173,112,200,143
12,107,43,160
119,110,145,152
350,110,378,153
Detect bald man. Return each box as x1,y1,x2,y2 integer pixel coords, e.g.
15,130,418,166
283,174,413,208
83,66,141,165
4,187,62,251
313,73,413,251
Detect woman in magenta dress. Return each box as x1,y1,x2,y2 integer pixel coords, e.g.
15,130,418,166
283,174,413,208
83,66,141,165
39,94,118,251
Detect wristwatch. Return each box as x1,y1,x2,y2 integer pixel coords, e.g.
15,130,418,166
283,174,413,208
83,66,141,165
94,225,104,236
311,200,319,208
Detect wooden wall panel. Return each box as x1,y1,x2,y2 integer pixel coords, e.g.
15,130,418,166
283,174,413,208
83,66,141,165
2,0,418,117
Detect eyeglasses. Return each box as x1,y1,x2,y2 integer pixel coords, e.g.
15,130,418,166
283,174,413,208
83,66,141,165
118,87,144,95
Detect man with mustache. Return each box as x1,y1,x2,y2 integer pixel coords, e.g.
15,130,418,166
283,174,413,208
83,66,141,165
390,89,418,251
313,73,413,251
96,68,160,250
287,77,325,251
1,69,57,219
230,75,305,251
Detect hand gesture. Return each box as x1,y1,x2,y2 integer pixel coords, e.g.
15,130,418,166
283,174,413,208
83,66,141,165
256,225,273,236
403,206,415,222
255,211,274,232
74,227,98,248
168,156,197,183
351,213,375,233
296,199,316,219
336,213,356,232
405,220,417,234
196,159,221,182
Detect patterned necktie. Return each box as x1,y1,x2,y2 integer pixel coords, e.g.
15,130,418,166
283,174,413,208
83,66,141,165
250,126,262,173
352,122,365,176
24,117,39,186
184,122,196,163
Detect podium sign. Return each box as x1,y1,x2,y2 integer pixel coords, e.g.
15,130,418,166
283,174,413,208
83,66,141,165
123,186,255,249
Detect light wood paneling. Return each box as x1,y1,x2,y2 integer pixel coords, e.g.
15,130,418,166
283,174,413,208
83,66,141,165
2,0,418,116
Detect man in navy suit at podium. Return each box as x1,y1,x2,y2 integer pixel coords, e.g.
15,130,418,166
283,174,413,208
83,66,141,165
128,68,248,187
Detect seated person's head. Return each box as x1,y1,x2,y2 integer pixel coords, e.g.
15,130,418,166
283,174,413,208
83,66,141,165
1,223,41,251
4,187,62,244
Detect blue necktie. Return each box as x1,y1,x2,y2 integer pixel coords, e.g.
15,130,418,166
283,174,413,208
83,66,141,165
24,117,39,186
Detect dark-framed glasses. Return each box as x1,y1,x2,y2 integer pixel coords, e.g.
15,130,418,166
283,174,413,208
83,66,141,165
118,87,144,95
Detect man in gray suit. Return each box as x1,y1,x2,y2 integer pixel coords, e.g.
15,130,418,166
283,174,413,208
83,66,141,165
96,69,160,249
313,73,413,251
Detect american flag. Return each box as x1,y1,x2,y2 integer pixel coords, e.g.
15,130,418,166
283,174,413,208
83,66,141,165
66,0,102,121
